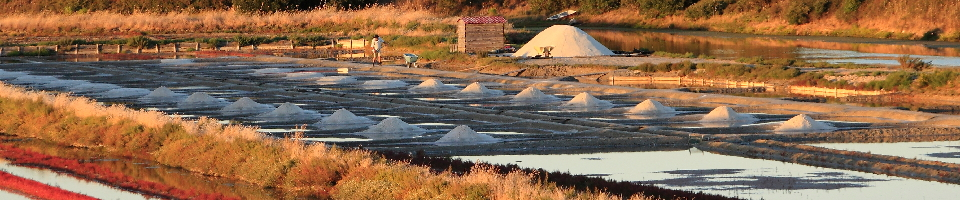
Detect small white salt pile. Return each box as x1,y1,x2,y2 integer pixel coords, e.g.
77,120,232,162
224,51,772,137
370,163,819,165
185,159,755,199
511,87,561,102
283,72,325,80
252,68,294,75
177,92,227,109
354,117,427,140
361,80,408,89
0,70,28,80
314,108,376,130
775,114,837,133
41,80,91,89
256,102,321,121
315,76,358,85
562,92,613,108
69,83,122,93
456,82,504,97
97,88,152,98
626,99,676,115
409,79,458,92
139,86,186,103
434,125,499,146
700,106,757,122
9,75,59,86
220,97,275,116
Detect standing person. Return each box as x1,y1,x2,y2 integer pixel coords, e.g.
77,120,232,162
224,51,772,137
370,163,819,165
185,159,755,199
372,35,384,65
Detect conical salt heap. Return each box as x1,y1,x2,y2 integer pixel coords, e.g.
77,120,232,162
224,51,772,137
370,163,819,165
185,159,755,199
434,125,499,146
284,72,325,80
178,92,226,108
409,79,458,91
775,114,837,132
626,99,676,115
140,86,185,103
220,97,275,115
456,82,504,96
361,80,408,89
98,88,152,98
318,108,375,125
257,102,320,120
562,92,613,108
354,117,427,140
511,87,561,102
69,83,121,93
315,76,357,85
700,106,757,122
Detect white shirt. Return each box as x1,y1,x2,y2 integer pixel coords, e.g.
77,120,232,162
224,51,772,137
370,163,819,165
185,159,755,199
372,38,383,51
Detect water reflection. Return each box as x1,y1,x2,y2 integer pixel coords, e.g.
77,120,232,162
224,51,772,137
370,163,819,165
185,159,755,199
0,159,152,200
456,150,960,200
811,141,960,164
586,29,960,66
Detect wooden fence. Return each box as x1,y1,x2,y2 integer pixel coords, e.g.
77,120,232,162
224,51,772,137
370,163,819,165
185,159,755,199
609,76,892,97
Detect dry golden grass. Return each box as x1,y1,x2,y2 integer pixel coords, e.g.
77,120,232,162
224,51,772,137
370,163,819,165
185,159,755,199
0,82,657,199
0,6,458,37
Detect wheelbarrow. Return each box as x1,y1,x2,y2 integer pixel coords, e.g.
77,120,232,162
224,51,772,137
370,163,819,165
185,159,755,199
403,53,418,68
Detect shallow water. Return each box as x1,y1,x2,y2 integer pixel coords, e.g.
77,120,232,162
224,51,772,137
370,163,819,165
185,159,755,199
457,150,960,200
0,159,152,200
810,141,960,164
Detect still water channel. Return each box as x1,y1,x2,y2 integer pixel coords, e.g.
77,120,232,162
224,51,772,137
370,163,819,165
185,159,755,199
585,28,960,67
457,149,960,200
811,141,960,164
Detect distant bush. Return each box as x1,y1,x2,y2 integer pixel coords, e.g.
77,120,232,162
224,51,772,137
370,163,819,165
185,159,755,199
630,61,696,75
290,35,328,47
783,0,831,25
699,63,801,80
622,0,696,17
126,36,156,52
864,71,916,91
580,0,620,14
528,0,577,15
684,0,734,19
384,35,449,47
915,70,959,89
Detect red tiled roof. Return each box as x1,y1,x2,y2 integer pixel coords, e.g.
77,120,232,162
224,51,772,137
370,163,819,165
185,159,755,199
460,16,507,24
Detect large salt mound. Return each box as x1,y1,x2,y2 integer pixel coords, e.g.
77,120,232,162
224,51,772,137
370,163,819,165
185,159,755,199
626,99,676,115
252,68,294,75
315,76,358,85
315,108,376,130
361,80,408,89
0,70,28,80
139,86,186,103
409,79,458,92
511,25,614,58
220,97,275,116
562,92,613,108
511,87,561,102
69,83,121,93
434,125,499,146
177,92,227,109
456,82,504,97
354,117,427,140
97,88,152,98
775,114,837,132
283,72,325,80
42,80,91,89
256,102,321,121
9,75,59,85
700,106,758,122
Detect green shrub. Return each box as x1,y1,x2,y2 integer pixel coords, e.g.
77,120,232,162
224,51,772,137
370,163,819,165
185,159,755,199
623,0,696,17
291,35,328,47
126,36,155,50
528,0,577,15
580,0,620,14
916,70,958,89
897,55,932,71
783,0,831,25
864,71,916,91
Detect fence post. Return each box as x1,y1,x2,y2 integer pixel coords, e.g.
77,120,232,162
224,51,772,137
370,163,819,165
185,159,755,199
117,45,122,53
195,43,200,50
75,44,80,55
55,45,59,53
96,44,102,54
156,44,161,53
174,43,179,53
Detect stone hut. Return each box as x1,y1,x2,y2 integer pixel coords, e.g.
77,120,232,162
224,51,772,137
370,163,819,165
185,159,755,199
456,16,507,53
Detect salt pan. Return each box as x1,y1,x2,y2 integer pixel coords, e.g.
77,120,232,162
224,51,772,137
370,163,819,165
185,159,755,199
315,76,357,85
0,70,28,80
626,99,676,115
256,102,321,121
97,88,152,98
252,68,294,75
69,83,121,93
314,108,376,130
159,59,194,65
361,80,408,89
409,79,458,92
434,125,499,146
354,117,427,140
177,92,227,109
139,86,186,103
9,75,59,85
220,97,275,116
775,114,837,133
283,72,325,80
511,87,560,102
456,82,504,97
562,92,613,108
42,80,91,89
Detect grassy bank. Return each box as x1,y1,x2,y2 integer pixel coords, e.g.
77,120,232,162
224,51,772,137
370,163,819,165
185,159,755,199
0,83,661,199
